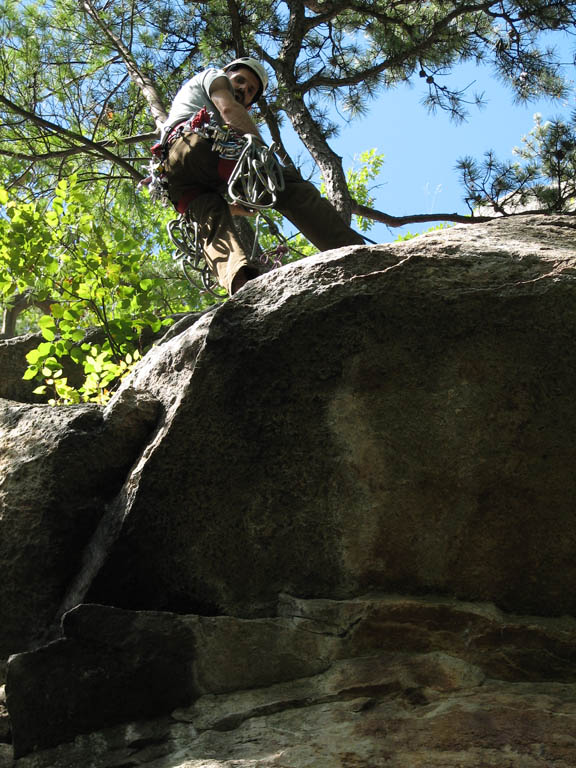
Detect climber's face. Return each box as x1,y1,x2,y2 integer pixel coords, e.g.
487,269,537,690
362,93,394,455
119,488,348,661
227,68,261,108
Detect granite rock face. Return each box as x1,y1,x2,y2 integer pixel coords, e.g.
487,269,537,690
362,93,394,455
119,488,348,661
0,335,44,404
2,214,576,766
82,214,576,619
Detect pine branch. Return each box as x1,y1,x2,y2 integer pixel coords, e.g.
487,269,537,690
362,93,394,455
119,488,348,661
78,0,168,130
0,94,144,181
351,201,494,227
304,0,495,91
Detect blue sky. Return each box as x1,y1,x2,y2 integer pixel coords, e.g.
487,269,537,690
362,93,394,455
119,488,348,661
278,33,576,243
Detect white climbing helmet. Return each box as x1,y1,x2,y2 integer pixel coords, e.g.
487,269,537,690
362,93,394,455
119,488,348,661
223,57,268,103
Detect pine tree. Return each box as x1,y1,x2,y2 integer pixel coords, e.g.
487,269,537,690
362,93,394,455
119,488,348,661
1,0,575,222
459,112,576,214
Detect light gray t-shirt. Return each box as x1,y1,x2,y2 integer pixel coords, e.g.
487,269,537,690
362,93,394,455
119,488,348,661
160,68,234,141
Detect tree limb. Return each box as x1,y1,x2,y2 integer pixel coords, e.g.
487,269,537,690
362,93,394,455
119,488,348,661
0,131,158,163
281,0,309,70
282,88,355,221
0,94,145,181
304,0,495,92
259,98,296,168
351,201,494,227
1,292,53,340
78,0,168,130
226,0,248,57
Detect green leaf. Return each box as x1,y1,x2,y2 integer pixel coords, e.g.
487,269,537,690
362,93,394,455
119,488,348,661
77,285,93,299
25,349,41,364
69,347,84,364
38,342,55,356
22,367,39,380
39,315,56,331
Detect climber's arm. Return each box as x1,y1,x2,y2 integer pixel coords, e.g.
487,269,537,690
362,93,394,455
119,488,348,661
209,77,263,139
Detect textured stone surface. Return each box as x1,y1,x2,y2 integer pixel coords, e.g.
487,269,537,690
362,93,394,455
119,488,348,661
0,745,12,768
0,334,44,403
4,214,576,767
0,389,161,657
7,606,195,757
80,214,576,619
7,598,331,755
7,594,576,759
12,653,576,767
0,684,10,746
167,677,576,768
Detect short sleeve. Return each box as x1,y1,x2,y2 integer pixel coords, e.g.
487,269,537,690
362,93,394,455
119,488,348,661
200,68,234,98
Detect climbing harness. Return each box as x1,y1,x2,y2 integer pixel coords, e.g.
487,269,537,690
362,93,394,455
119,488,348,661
139,107,289,298
140,107,284,207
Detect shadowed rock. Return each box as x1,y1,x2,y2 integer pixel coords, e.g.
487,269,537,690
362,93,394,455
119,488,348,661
8,595,576,764
0,389,161,656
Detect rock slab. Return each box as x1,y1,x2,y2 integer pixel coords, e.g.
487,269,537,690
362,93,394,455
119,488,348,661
4,215,576,767
9,595,576,767
0,389,160,657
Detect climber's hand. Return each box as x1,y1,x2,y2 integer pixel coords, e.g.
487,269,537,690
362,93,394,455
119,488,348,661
229,203,256,217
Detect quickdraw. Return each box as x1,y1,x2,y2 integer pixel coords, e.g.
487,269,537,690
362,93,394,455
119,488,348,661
167,208,299,298
166,214,227,298
227,134,285,209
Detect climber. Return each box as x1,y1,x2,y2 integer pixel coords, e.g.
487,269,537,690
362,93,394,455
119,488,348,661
159,56,365,295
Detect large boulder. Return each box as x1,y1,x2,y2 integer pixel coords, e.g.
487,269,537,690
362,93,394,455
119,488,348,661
0,334,44,403
77,214,576,619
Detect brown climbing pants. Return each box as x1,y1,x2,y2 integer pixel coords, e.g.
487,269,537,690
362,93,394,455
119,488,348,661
163,132,365,295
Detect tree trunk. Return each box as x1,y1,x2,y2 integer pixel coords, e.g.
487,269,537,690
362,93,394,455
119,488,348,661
282,91,353,222
1,293,53,340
